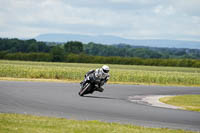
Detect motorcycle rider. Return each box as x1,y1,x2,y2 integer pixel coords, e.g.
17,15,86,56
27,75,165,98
80,65,110,92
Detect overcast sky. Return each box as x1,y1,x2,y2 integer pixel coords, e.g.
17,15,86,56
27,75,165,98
0,0,200,41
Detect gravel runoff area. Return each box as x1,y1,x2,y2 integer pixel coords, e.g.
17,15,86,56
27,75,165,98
129,95,183,109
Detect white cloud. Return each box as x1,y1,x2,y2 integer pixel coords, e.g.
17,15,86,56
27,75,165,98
109,0,133,3
154,5,163,14
0,0,199,41
154,5,175,15
192,16,200,24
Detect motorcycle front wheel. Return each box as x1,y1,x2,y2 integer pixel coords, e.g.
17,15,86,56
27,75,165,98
79,83,90,96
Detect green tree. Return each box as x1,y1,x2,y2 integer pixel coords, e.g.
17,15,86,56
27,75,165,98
50,46,64,62
27,43,39,52
64,41,83,54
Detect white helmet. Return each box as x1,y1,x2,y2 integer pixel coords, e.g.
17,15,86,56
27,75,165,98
102,65,109,73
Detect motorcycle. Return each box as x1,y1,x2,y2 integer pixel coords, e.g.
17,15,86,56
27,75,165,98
78,75,104,96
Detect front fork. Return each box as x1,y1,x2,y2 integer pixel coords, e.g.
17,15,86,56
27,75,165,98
80,76,90,88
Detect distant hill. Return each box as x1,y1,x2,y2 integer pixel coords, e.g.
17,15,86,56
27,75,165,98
35,33,200,49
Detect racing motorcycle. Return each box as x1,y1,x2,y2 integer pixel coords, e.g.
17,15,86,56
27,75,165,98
78,74,104,96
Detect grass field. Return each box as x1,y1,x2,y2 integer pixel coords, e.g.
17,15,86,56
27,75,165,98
0,113,198,133
160,95,200,112
0,60,200,86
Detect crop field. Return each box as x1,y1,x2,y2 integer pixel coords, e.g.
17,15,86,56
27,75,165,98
0,60,200,86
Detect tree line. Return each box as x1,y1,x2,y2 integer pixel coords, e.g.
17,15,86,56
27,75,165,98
1,52,199,68
0,38,200,68
84,42,200,59
1,38,200,59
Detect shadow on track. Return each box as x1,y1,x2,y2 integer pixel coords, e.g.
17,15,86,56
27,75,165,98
83,95,125,101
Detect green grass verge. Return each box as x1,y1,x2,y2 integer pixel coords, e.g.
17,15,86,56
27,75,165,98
160,95,200,112
0,113,198,133
0,60,200,86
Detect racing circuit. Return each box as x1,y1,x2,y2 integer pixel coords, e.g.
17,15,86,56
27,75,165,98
0,81,200,131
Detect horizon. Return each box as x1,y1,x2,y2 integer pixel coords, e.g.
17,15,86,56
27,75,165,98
0,0,200,42
2,33,200,43
36,33,200,42
1,33,200,49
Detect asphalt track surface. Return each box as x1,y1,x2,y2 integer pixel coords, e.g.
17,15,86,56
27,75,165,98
0,81,200,131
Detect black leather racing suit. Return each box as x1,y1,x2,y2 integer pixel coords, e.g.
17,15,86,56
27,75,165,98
81,68,110,92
